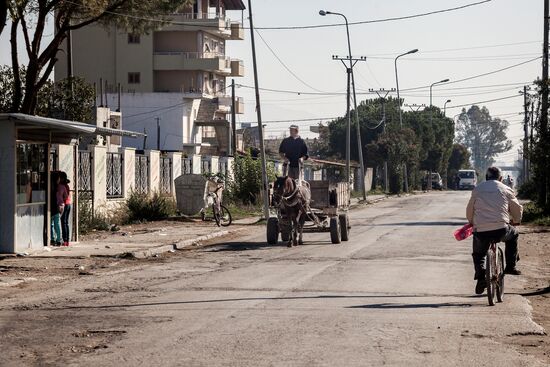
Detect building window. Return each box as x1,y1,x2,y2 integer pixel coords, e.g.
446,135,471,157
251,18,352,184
128,33,140,44
128,72,141,84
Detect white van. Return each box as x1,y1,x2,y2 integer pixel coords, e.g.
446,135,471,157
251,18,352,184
457,169,477,190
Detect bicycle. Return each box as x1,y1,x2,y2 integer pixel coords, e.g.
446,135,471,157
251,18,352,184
200,183,232,227
485,241,505,306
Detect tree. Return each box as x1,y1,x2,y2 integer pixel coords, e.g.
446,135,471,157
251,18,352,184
7,0,192,114
0,65,94,122
455,105,512,174
366,126,420,194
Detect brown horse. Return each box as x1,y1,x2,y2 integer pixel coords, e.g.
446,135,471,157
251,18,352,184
273,176,311,247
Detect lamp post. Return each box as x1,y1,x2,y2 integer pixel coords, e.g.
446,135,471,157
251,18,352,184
320,9,366,200
429,79,450,107
444,99,451,116
394,48,418,193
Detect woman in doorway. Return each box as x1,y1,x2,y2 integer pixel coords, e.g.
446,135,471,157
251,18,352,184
50,172,63,246
59,172,71,247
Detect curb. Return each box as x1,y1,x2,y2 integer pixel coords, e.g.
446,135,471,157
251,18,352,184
120,227,246,259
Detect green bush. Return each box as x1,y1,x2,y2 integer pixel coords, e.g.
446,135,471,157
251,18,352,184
78,193,110,234
228,153,276,205
126,190,176,222
517,180,538,200
522,202,550,226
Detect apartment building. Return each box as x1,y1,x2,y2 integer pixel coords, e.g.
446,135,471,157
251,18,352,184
55,0,246,155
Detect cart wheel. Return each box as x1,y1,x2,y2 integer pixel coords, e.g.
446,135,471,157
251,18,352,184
267,217,279,245
339,214,350,241
330,217,341,244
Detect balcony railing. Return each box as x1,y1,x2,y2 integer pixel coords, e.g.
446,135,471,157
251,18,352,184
169,12,232,32
153,51,226,59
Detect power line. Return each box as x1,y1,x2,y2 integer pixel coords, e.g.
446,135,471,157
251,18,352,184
401,57,541,91
367,53,540,62
366,41,541,56
255,30,325,92
446,94,522,109
258,0,492,30
64,0,491,31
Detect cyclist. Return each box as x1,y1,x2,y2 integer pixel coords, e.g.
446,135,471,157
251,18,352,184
466,166,523,294
279,124,309,180
202,174,224,216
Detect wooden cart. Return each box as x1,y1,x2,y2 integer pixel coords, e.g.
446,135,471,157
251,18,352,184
267,180,351,245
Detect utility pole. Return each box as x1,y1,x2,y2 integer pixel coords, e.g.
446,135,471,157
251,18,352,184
404,103,426,112
248,0,270,220
231,79,237,156
522,85,531,185
541,0,549,209
156,117,161,151
369,88,396,193
333,55,366,196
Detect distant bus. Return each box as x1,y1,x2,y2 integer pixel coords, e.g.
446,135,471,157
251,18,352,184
457,169,477,190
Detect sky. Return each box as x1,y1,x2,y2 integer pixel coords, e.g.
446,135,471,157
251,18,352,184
0,0,543,165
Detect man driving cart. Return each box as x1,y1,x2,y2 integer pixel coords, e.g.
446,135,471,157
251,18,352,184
279,124,309,180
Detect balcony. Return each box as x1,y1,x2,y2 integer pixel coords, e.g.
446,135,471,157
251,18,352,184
230,22,244,40
230,59,244,77
218,96,244,114
163,12,238,39
153,51,231,73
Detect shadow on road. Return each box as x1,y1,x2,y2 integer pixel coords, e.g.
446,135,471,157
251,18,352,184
346,302,473,309
44,294,480,311
205,241,329,252
513,286,550,297
373,221,466,227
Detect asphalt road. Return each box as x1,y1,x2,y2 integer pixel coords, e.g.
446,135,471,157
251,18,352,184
1,191,545,366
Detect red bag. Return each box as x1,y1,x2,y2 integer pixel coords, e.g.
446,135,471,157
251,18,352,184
454,223,473,241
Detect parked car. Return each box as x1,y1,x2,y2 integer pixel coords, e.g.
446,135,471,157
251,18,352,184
457,169,477,190
422,172,443,190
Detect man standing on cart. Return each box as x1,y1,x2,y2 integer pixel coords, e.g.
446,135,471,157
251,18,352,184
279,124,309,181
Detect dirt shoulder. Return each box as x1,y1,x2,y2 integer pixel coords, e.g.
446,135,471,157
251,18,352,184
502,226,550,363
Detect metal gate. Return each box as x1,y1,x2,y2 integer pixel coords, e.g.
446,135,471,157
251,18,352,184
182,158,193,174
135,155,149,194
160,156,172,194
106,152,123,198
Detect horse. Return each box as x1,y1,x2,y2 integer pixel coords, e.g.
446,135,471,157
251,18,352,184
272,176,311,247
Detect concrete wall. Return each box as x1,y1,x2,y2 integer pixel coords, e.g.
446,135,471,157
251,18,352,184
102,93,201,152
92,145,107,210
121,147,136,197
154,70,201,93
154,31,198,52
147,150,161,193
0,121,16,253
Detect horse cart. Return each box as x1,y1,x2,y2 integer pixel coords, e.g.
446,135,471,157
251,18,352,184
267,180,351,245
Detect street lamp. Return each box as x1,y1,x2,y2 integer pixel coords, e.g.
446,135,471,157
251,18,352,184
444,99,451,116
394,48,418,193
319,9,366,200
394,49,418,128
430,79,450,107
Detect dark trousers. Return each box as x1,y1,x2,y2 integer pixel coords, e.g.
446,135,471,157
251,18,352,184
472,224,519,279
61,204,71,242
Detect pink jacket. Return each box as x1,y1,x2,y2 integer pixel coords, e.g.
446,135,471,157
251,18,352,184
56,184,68,208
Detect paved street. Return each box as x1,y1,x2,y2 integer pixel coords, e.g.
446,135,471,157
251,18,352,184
0,191,546,366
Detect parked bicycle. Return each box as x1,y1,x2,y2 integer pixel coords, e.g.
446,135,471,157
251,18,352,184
485,241,505,306
200,175,232,227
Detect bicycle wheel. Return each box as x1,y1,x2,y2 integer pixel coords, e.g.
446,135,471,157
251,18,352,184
497,247,505,303
219,204,232,227
212,204,221,227
485,248,496,306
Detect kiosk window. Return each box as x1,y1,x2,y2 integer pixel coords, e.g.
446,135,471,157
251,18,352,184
16,143,47,204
